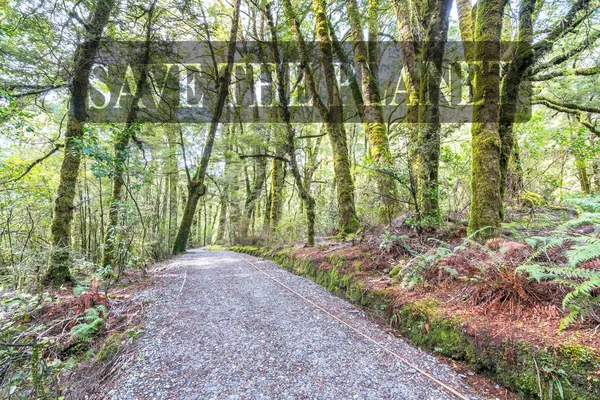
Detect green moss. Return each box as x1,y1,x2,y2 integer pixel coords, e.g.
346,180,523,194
96,333,124,361
206,245,228,251
389,265,402,277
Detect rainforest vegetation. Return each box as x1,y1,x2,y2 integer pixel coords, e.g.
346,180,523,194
1,0,600,397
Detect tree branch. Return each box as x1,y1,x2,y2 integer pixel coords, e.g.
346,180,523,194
532,96,600,136
532,29,600,75
532,0,594,57
237,153,290,163
532,96,600,114
1,144,63,184
530,65,599,81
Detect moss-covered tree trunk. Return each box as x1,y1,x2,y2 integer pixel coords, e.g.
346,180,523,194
468,0,505,239
498,0,535,215
592,136,600,192
346,0,397,224
393,0,420,211
282,0,358,235
216,195,228,243
507,140,524,195
456,0,475,100
46,0,114,286
172,0,240,254
575,157,592,194
265,3,316,245
268,156,285,229
102,4,155,269
216,127,233,244
593,157,600,193
166,129,179,247
241,157,266,236
416,0,452,224
240,75,267,238
313,0,359,234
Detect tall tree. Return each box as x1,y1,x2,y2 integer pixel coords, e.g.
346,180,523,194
46,0,115,286
392,0,452,223
346,0,398,223
282,0,359,234
415,0,452,223
467,0,505,238
265,2,317,245
172,0,241,254
102,1,156,270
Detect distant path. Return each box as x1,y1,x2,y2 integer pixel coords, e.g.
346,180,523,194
106,249,483,400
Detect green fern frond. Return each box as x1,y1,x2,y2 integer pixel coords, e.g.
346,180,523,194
559,307,582,330
565,242,600,268
563,278,600,306
556,212,600,232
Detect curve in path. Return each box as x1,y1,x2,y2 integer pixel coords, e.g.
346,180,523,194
107,249,483,400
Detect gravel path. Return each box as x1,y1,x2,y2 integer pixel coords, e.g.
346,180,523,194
107,248,484,400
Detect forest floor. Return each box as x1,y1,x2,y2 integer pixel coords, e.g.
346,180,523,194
77,248,513,400
290,213,600,351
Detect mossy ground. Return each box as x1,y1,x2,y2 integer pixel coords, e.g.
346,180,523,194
229,245,600,400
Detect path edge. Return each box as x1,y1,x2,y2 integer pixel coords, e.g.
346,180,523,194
225,245,600,400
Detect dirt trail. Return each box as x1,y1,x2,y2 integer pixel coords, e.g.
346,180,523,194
104,249,487,399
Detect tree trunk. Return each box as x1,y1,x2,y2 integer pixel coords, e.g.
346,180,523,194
498,0,535,215
268,157,285,229
508,139,524,194
592,158,600,193
312,0,359,234
575,157,591,194
46,0,114,286
416,0,452,224
172,0,241,254
216,197,228,243
167,129,179,247
346,0,397,223
265,3,316,245
468,0,505,239
240,74,268,238
102,3,155,268
393,0,421,210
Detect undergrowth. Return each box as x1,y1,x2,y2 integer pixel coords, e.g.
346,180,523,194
517,213,600,329
386,209,600,329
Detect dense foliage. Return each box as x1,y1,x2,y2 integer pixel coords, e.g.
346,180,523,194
0,0,599,397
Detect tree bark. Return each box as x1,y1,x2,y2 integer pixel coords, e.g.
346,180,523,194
468,0,505,239
416,0,452,223
268,157,285,229
312,0,359,234
575,157,591,194
393,0,421,206
47,0,114,286
240,70,268,238
498,0,535,215
172,0,241,254
265,3,316,245
592,158,600,193
346,0,397,223
102,2,155,269
216,127,233,244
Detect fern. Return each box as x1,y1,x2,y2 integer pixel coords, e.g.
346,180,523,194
564,237,600,267
555,212,600,232
517,213,600,329
69,306,107,341
563,194,600,213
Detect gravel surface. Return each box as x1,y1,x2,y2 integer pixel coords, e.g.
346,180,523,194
106,248,484,400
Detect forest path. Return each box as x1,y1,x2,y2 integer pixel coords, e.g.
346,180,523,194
106,249,484,400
